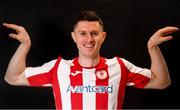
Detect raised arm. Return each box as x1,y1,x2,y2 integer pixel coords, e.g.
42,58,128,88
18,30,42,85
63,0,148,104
145,26,179,89
3,23,31,86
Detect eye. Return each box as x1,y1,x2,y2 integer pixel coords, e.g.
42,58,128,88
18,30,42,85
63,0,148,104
91,31,100,37
79,32,86,36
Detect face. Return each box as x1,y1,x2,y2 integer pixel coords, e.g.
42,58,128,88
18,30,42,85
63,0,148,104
71,21,106,58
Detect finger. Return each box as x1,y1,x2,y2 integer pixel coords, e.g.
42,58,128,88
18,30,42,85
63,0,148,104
3,23,23,33
158,26,179,36
9,33,19,39
9,33,24,43
161,36,173,42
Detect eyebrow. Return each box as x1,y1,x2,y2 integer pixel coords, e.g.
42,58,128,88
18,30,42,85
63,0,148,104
76,30,102,33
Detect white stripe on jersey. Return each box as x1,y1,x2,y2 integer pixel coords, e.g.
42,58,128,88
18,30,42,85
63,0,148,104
25,59,57,77
106,58,121,109
121,58,151,78
82,68,96,110
57,59,72,109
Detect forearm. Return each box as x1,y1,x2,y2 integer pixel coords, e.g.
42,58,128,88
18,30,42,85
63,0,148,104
5,42,31,84
148,44,171,88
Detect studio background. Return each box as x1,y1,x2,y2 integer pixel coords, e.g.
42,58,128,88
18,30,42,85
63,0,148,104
0,0,180,109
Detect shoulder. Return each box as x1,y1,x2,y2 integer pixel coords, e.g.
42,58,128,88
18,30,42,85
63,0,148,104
103,56,127,66
104,56,129,64
57,56,75,66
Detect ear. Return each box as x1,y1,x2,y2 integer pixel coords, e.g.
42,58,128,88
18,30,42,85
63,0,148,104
102,32,106,43
71,32,77,43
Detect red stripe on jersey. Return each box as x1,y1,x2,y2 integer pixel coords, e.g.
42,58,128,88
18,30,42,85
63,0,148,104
26,60,57,86
27,72,52,86
52,57,62,109
96,58,109,109
116,57,128,109
127,72,150,88
70,60,83,109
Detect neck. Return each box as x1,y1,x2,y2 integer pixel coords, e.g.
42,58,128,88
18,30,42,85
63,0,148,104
78,55,100,67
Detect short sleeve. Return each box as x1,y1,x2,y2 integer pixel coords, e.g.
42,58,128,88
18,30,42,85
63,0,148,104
121,58,152,88
25,59,57,87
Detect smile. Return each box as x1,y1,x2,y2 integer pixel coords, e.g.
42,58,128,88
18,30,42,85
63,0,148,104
84,44,94,48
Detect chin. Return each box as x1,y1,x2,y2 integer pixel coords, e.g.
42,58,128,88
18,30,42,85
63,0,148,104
80,52,94,57
80,49,98,57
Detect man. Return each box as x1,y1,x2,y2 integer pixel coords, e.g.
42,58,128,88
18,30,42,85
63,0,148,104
3,10,179,109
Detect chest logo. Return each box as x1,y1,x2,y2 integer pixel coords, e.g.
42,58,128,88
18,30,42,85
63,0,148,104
96,70,107,80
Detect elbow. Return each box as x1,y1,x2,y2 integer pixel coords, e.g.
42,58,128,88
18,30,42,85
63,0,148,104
145,74,171,89
4,75,18,86
164,79,171,89
157,79,171,89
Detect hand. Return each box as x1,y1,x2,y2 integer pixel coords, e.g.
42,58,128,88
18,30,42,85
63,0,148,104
3,23,31,46
148,26,179,49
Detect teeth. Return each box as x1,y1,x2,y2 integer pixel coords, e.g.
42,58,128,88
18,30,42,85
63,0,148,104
84,44,93,48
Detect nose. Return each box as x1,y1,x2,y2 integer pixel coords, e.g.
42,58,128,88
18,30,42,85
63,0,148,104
87,34,94,42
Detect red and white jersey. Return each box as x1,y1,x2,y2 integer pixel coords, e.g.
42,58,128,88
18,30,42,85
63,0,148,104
25,56,151,109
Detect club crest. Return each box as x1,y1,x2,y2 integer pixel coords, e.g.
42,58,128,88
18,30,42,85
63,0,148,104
96,70,107,80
